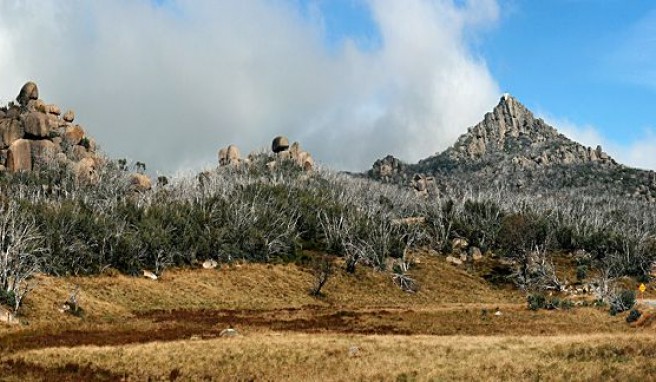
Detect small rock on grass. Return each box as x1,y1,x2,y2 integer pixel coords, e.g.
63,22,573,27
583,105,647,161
220,328,240,337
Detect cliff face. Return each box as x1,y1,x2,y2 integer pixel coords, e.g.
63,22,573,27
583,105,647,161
369,95,656,201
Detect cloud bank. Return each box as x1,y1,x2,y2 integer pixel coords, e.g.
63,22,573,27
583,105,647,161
0,0,500,173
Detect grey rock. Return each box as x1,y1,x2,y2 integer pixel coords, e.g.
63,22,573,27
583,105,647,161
22,112,50,138
63,110,75,123
16,82,39,106
0,119,24,149
31,139,58,166
7,139,32,172
218,144,241,166
219,328,239,337
272,136,290,153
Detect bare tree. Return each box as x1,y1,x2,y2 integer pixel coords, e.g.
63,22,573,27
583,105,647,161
0,202,45,312
309,256,334,297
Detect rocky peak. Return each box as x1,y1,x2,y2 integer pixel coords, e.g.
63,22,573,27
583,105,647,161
448,94,557,160
440,94,615,169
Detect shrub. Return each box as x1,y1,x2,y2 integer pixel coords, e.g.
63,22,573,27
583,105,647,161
79,137,91,150
0,290,16,309
527,293,573,311
609,290,636,315
498,213,549,258
559,299,574,310
528,294,546,311
626,309,641,323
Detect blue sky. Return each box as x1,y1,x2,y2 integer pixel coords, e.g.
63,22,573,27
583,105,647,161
1,0,654,172
481,1,656,145
306,0,655,149
289,0,656,171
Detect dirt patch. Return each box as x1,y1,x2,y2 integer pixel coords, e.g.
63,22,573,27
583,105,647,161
0,307,413,353
0,324,223,354
1,305,627,354
138,306,414,335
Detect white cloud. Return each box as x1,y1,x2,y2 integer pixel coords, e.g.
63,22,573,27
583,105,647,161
542,115,656,171
0,0,500,173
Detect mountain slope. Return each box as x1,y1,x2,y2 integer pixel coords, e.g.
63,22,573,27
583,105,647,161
370,95,656,201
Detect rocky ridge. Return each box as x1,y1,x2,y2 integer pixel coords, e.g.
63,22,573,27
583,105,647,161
0,82,101,180
370,95,656,201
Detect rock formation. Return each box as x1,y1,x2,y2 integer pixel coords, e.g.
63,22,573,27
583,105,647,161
269,136,314,171
0,82,100,178
412,174,435,197
218,144,242,166
371,155,405,181
442,94,615,167
369,94,655,202
218,136,315,172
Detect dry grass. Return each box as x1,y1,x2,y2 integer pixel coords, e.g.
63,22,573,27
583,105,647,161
6,333,656,381
0,253,651,381
8,255,520,328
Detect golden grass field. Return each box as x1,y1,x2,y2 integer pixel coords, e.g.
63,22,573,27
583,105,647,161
1,253,654,381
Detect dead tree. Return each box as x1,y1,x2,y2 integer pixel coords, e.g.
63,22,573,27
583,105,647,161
0,202,44,312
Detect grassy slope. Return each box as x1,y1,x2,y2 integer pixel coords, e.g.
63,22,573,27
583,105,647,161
17,253,520,325
1,252,652,381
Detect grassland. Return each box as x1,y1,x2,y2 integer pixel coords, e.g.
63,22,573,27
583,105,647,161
0,253,652,381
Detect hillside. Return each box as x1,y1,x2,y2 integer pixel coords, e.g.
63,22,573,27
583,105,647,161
369,95,656,201
2,259,655,382
2,85,656,380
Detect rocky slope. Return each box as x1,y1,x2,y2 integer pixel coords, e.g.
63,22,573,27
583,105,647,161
370,94,656,201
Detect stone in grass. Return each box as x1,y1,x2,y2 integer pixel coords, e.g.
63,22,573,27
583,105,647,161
202,259,218,269
220,328,240,337
143,270,158,280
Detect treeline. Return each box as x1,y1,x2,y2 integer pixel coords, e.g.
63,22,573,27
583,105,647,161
1,153,656,310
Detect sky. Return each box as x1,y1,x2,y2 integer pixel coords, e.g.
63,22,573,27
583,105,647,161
0,0,654,174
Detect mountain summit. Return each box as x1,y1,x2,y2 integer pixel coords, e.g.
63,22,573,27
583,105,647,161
437,94,614,168
370,94,655,201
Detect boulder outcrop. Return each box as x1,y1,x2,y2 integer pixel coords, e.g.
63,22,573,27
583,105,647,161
0,119,24,148
217,136,315,172
218,144,241,166
271,136,314,171
370,155,405,181
0,82,100,175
